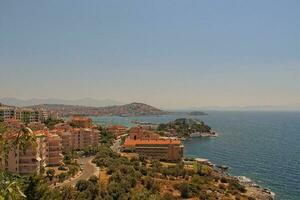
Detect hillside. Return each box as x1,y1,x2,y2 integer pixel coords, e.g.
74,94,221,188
27,102,169,116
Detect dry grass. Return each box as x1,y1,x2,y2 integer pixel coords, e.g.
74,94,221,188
120,152,139,159
99,169,110,187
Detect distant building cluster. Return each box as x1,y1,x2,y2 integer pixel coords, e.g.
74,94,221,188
0,106,58,123
122,126,184,161
0,116,100,175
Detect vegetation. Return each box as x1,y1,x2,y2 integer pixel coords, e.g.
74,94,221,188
157,118,212,137
0,172,26,200
98,126,114,146
90,146,250,199
0,122,252,200
0,151,252,200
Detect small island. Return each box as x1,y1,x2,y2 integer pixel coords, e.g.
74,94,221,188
157,118,217,138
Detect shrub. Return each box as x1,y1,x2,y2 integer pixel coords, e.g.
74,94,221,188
178,182,190,198
219,183,226,190
220,177,228,183
58,165,67,171
58,173,67,182
161,192,175,200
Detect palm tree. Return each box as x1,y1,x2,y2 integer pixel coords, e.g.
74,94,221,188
0,177,26,200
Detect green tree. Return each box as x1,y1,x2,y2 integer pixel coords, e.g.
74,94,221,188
60,185,78,200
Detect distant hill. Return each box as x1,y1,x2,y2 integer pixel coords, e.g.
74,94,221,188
0,97,122,107
188,111,208,116
27,102,169,116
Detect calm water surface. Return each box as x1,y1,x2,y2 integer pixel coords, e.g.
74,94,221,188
91,111,300,200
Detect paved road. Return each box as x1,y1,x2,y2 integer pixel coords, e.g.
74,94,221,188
59,156,99,187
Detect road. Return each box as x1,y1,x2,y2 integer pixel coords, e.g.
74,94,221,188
58,156,99,187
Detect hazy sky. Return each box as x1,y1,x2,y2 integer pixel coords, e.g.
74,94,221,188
1,0,300,109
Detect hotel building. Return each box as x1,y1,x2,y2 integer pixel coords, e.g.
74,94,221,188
122,127,184,162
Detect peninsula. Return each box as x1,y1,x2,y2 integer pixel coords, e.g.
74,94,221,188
157,118,217,138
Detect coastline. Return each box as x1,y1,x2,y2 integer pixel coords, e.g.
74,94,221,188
92,112,300,199
190,157,275,200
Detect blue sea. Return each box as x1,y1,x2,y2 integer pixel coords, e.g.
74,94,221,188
91,111,300,200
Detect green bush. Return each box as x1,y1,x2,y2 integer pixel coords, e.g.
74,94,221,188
178,182,190,198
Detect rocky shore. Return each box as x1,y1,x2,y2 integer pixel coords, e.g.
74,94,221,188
236,176,275,200
219,167,275,199
187,157,275,200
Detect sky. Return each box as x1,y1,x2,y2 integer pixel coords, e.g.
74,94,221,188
0,0,300,109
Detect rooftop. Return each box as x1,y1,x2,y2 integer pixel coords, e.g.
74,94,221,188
123,138,181,147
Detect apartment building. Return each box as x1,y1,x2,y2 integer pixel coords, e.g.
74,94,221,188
1,122,64,174
52,117,100,152
70,116,92,128
71,128,100,150
53,128,100,151
0,106,54,124
0,107,15,121
51,129,72,152
15,108,40,124
45,131,63,166
1,131,47,175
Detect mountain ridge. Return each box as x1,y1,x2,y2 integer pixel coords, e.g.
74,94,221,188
0,97,123,107
25,102,169,116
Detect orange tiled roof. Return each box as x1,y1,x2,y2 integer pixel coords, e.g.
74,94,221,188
123,138,181,147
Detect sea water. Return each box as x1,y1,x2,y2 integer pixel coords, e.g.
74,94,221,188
91,111,300,200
